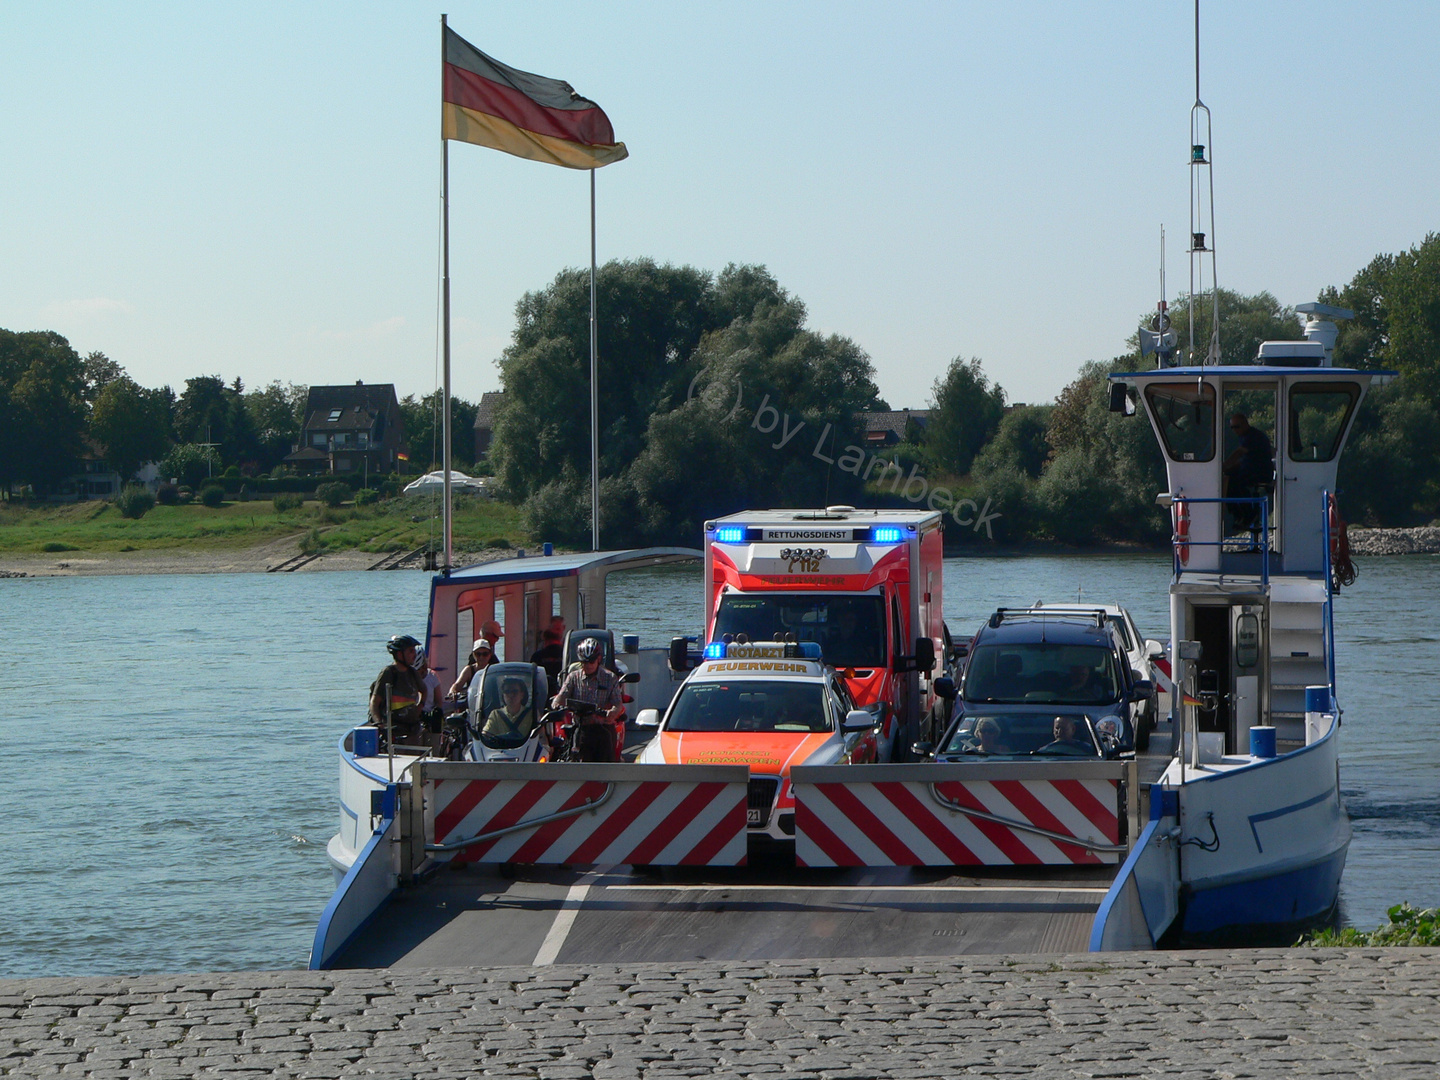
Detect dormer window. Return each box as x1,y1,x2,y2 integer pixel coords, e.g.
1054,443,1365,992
327,409,343,423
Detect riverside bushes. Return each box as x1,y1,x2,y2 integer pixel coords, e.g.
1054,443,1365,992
1300,903,1440,947
200,484,225,508
116,485,156,519
316,481,350,507
273,492,304,513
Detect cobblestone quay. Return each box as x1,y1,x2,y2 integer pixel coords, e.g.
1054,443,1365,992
4,950,1439,1079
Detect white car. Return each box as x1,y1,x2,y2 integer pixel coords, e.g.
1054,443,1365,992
1028,601,1166,746
633,641,879,843
402,470,492,496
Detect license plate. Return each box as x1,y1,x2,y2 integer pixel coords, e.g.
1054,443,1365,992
747,808,763,826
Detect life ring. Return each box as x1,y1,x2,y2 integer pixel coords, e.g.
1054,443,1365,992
1173,498,1190,566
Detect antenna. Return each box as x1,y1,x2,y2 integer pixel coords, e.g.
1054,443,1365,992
1139,225,1178,366
1188,0,1221,365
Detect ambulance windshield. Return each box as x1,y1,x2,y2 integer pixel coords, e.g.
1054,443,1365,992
667,680,831,733
713,594,885,668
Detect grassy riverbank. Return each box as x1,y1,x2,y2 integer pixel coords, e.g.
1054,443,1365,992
0,493,524,556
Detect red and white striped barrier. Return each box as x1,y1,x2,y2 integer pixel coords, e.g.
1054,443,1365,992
792,764,1127,867
420,762,749,866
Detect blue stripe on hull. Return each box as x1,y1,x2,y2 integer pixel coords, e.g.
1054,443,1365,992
1180,846,1348,936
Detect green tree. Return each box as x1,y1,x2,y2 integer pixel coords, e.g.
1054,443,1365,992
399,391,478,471
175,375,258,467
160,443,220,488
244,381,307,471
1040,360,1167,543
972,405,1054,480
0,329,88,496
923,357,1007,477
492,260,746,501
89,377,171,483
81,351,124,406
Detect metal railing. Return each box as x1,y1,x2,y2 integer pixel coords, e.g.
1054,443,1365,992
1170,495,1271,586
1321,490,1337,703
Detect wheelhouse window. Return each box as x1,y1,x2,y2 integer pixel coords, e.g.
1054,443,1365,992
1145,382,1216,462
1288,383,1359,462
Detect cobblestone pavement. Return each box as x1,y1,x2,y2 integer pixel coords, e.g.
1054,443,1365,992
3,950,1439,1078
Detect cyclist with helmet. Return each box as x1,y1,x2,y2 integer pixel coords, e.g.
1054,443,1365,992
551,637,626,761
369,634,428,745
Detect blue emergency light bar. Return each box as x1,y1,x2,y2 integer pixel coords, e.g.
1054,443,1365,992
871,527,903,543
703,640,824,661
714,526,746,544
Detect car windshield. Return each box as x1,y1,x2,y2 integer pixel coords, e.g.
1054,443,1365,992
474,664,540,749
943,713,1099,758
666,680,831,733
963,643,1121,705
713,593,885,668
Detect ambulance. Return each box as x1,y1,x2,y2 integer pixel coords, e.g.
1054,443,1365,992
701,507,946,762
634,641,879,843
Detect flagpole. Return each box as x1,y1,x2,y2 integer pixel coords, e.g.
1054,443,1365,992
589,168,599,552
440,13,454,573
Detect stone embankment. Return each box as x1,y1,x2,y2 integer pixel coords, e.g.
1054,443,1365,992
1348,527,1440,556
4,950,1440,1078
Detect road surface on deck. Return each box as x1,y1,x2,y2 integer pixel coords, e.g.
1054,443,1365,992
329,861,1116,968
330,723,1176,969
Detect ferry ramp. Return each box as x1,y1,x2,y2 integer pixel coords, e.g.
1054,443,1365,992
325,727,1174,969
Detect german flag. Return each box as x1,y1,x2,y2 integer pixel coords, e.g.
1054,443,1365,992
389,692,421,712
443,28,627,170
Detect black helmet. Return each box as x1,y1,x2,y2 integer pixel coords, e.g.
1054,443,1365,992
575,638,601,662
387,633,421,657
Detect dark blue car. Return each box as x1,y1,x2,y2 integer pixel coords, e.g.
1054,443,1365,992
923,607,1154,760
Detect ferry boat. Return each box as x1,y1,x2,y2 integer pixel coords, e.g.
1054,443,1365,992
324,547,700,885
1092,307,1394,947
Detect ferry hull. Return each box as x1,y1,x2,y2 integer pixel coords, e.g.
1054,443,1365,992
1179,843,1347,937
1167,717,1350,940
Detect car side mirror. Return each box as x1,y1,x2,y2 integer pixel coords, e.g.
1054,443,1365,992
623,671,641,683
842,709,878,734
932,676,956,700
1145,639,1165,660
950,642,969,660
634,708,661,728
913,636,936,675
1129,680,1155,701
911,741,935,759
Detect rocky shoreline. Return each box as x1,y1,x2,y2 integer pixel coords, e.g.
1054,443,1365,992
1347,526,1440,556
2,527,1437,578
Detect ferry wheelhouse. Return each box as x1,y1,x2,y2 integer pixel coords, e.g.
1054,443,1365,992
1096,305,1394,944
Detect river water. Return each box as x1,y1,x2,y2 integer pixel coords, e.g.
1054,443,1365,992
3,554,1437,977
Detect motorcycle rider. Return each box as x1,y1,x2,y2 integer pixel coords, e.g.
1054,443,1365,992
369,634,428,745
551,638,625,761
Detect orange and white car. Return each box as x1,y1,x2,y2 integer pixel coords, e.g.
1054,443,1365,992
633,641,879,843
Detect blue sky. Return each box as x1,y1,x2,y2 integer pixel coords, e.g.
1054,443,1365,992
2,1,1436,408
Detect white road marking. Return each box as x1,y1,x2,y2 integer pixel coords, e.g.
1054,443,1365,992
604,884,1108,895
533,874,598,965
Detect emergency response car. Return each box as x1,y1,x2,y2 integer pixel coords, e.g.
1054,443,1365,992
634,641,880,843
702,507,945,762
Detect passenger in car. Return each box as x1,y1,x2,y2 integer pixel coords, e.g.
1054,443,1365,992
973,717,1012,754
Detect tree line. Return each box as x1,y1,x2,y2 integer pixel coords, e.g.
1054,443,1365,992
7,230,1438,543
0,337,485,497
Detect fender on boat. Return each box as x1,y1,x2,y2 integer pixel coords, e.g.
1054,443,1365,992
311,785,400,970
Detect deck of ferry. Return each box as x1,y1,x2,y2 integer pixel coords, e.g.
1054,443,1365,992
329,723,1175,968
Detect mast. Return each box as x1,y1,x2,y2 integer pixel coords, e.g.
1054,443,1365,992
1187,0,1221,365
590,170,599,552
440,14,454,572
